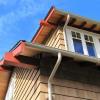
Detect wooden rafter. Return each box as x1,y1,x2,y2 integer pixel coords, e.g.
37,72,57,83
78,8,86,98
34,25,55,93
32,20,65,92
79,21,87,28
71,24,100,33
56,15,65,26
68,18,76,25
40,20,57,29
90,24,97,30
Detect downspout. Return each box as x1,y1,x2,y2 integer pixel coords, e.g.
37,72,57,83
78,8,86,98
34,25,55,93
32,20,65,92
48,52,62,100
48,15,70,100
63,14,70,50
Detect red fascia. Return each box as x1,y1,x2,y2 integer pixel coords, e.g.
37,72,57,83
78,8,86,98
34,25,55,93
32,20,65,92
12,42,25,56
0,52,36,68
32,7,55,43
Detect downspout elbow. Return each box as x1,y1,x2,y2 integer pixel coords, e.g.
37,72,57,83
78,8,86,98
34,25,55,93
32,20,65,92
48,52,62,100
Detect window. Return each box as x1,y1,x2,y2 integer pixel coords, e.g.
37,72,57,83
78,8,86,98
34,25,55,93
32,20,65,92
65,28,100,58
84,35,96,57
71,31,84,54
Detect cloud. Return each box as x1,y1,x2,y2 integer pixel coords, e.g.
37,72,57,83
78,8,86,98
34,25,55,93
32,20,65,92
0,0,54,59
0,0,38,34
0,0,9,5
0,0,47,27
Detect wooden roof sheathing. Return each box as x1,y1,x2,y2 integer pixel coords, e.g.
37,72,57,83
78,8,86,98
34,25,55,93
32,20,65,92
32,7,100,44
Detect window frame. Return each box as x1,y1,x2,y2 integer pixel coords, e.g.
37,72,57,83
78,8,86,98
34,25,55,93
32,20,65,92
65,26,100,58
84,34,96,57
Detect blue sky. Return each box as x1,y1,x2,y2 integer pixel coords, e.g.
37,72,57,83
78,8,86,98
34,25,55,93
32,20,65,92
0,0,100,59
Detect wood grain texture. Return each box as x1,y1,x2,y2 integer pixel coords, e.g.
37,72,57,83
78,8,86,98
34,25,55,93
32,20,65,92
0,71,11,100
45,27,66,50
5,67,100,100
6,68,41,100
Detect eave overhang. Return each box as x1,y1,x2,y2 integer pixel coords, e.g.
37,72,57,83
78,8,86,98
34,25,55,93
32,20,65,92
0,53,35,68
32,6,100,44
1,41,99,68
0,41,100,71
32,6,56,44
0,41,37,69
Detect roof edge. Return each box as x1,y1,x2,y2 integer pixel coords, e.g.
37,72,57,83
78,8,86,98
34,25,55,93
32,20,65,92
31,7,100,43
31,6,55,42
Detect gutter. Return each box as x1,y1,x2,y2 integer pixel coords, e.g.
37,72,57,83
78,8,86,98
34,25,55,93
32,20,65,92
9,40,26,52
25,42,100,65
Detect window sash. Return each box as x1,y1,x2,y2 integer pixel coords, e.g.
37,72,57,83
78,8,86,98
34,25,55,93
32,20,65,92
73,39,84,54
86,42,96,57
71,30,97,57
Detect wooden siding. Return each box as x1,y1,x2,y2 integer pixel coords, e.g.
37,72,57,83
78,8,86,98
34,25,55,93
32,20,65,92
38,75,100,100
6,66,100,100
45,27,66,50
37,59,100,100
0,71,11,100
5,67,41,100
5,47,100,100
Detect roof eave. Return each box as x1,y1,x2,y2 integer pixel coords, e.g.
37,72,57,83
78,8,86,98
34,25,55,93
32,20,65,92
31,7,100,44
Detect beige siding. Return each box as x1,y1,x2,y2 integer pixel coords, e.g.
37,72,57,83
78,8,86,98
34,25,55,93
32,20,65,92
36,92,81,100
6,68,100,100
45,27,66,50
37,75,100,100
5,67,41,100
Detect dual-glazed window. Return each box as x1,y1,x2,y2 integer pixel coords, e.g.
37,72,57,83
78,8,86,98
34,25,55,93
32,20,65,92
71,31,96,57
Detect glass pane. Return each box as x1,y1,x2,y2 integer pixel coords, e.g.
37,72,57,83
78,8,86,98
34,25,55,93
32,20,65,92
71,31,76,38
73,39,84,54
86,42,95,57
76,32,81,39
89,36,93,42
84,35,88,41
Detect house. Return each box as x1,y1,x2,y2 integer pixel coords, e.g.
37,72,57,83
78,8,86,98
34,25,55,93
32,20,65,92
0,6,100,100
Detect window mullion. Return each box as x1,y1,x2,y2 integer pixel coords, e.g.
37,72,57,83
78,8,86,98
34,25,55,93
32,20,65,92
81,33,88,55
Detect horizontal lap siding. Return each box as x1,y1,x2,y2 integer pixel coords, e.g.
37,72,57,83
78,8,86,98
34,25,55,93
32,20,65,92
36,92,100,100
37,75,100,100
36,92,81,100
6,70,100,100
45,28,66,50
